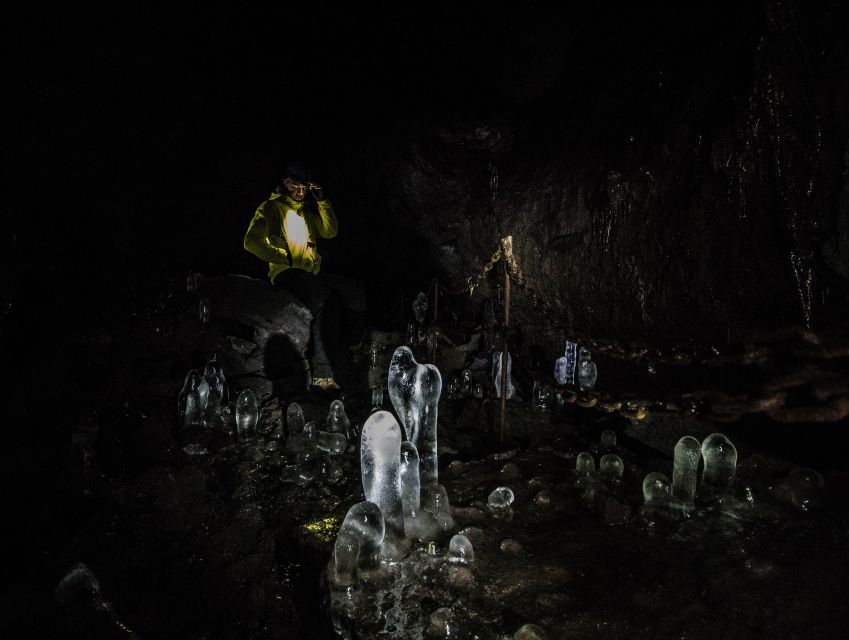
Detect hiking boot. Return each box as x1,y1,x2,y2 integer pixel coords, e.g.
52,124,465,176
311,377,341,392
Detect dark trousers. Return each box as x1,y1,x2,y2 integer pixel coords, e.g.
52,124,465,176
274,269,367,379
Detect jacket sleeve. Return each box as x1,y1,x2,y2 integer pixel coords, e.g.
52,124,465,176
243,202,290,263
312,199,338,239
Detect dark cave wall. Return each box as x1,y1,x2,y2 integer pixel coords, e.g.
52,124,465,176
372,0,849,349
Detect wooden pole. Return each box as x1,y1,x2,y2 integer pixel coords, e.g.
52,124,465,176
499,244,511,442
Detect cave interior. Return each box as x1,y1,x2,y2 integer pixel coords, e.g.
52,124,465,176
5,3,849,639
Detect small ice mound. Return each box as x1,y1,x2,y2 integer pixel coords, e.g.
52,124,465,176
600,429,617,448
487,486,515,509
575,451,595,477
641,471,690,522
700,432,737,500
422,483,455,534
600,453,624,482
286,402,305,434
316,429,347,454
322,459,344,484
642,471,672,504
446,534,474,564
513,623,548,639
331,501,385,588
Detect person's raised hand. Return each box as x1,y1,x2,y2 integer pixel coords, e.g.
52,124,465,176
308,182,325,201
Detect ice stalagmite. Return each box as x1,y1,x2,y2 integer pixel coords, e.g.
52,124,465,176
447,534,474,564
371,386,384,410
360,410,405,533
326,399,352,438
399,441,421,519
177,369,203,429
673,436,701,504
600,453,624,482
577,347,597,391
700,433,737,499
492,351,515,399
316,429,347,454
554,340,578,386
235,389,259,443
333,501,385,587
387,346,442,486
286,402,305,434
202,360,222,427
642,471,672,504
575,452,595,476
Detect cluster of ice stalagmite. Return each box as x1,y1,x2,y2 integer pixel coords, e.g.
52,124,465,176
554,341,598,391
573,444,625,507
640,432,739,521
280,400,351,486
554,340,579,386
331,346,466,589
177,355,230,431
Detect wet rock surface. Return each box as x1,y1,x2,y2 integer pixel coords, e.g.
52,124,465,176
7,286,848,640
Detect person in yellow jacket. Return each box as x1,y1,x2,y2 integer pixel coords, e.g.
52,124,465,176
244,161,366,392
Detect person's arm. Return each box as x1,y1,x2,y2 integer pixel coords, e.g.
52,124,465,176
243,202,291,264
309,184,338,239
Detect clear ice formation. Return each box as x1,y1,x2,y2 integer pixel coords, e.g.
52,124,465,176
700,432,737,499
554,340,578,386
323,459,344,484
600,453,624,481
673,436,702,504
202,361,222,428
642,471,672,504
360,410,405,533
601,429,617,448
447,533,474,564
513,623,548,640
473,382,484,399
333,528,360,587
422,483,454,532
177,369,203,429
303,421,317,440
412,291,428,324
577,347,597,391
461,369,473,395
532,382,553,412
387,346,442,486
399,441,421,519
334,501,386,586
487,486,515,509
326,399,352,438
287,402,305,434
235,389,259,443
316,428,348,454
492,351,515,399
371,386,384,409
575,452,596,476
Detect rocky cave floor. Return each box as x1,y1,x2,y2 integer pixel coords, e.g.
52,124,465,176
6,283,849,640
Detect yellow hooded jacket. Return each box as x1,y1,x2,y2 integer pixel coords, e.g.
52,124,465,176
243,191,338,283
